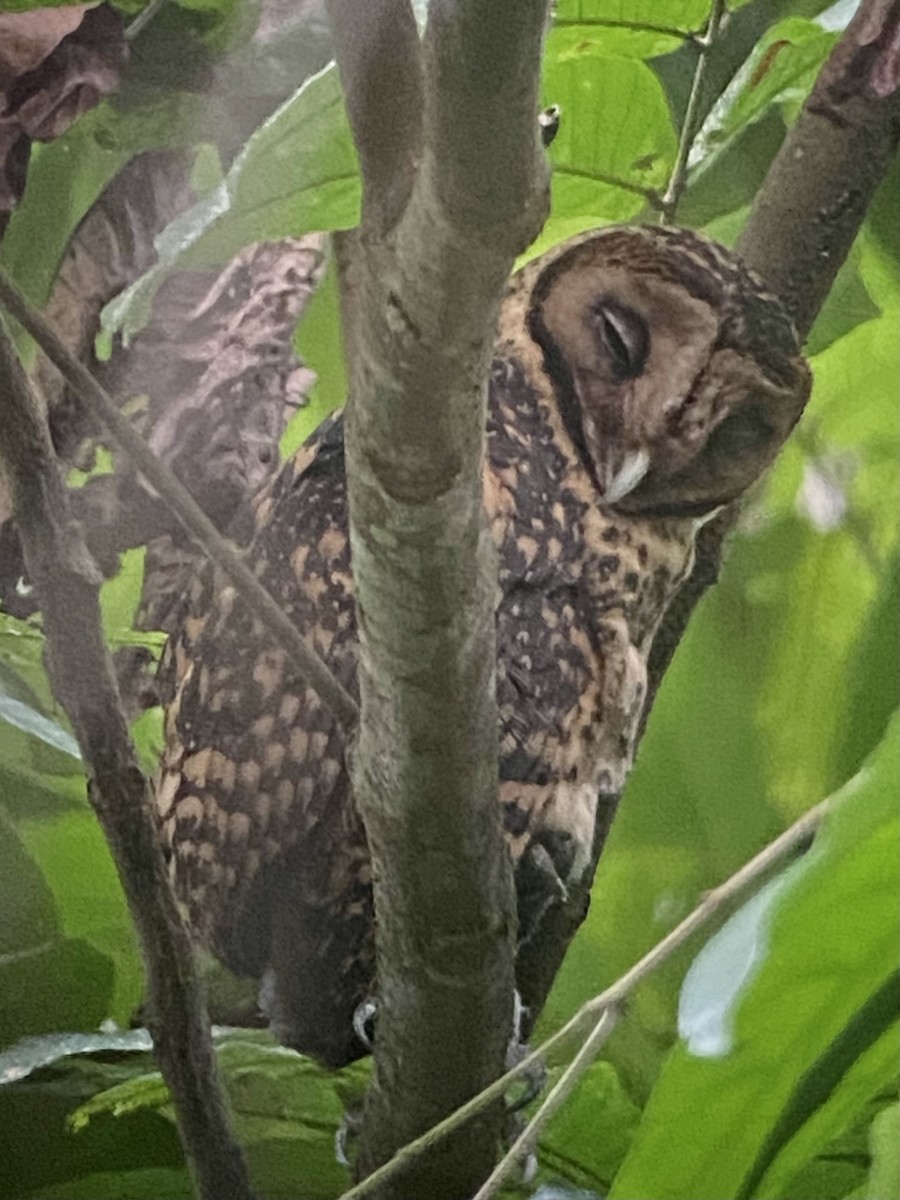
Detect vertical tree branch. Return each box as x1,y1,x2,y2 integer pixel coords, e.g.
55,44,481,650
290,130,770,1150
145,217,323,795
325,0,423,234
0,316,256,1200
327,1,551,1195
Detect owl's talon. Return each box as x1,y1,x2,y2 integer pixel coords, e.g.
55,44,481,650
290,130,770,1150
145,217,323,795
521,1149,538,1184
352,996,378,1050
335,1104,363,1168
505,992,547,1112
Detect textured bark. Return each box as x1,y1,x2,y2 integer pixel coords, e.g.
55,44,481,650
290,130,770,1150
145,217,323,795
0,316,256,1200
327,1,551,1195
646,0,900,715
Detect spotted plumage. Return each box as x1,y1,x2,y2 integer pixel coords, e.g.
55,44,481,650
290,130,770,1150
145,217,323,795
157,225,810,1067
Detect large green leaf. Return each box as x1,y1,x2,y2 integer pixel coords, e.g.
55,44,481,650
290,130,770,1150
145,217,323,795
55,1031,369,1199
103,64,361,342
542,51,676,225
609,718,900,1200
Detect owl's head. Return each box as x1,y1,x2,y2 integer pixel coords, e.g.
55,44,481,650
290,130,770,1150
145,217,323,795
524,225,811,517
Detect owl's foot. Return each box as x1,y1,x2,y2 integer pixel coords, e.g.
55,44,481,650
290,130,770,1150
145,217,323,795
352,995,378,1051
335,1103,363,1168
504,989,548,1113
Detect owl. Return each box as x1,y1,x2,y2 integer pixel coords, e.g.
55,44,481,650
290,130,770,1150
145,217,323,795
156,225,810,1068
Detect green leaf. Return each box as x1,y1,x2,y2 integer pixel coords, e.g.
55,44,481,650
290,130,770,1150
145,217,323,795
805,246,881,358
19,812,143,1024
21,1168,194,1200
99,548,145,646
69,1072,169,1131
280,253,347,459
0,1029,152,1087
609,719,900,1200
547,20,689,63
542,52,677,224
0,687,80,761
538,1060,641,1192
691,18,838,180
0,810,59,958
0,939,114,1046
103,64,361,342
863,1103,900,1200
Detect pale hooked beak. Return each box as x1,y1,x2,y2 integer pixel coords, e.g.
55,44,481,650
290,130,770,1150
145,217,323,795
603,449,650,504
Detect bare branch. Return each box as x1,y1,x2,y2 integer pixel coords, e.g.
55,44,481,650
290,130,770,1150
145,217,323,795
472,1004,624,1200
336,796,831,1200
648,0,900,715
0,316,256,1200
0,268,359,736
325,0,423,233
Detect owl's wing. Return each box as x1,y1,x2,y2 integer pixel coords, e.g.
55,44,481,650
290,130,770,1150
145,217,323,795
156,414,369,1032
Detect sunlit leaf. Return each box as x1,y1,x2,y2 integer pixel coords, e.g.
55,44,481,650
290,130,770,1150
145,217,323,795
862,1103,900,1200
280,254,346,459
678,873,790,1059
0,1029,153,1087
543,52,676,224
0,688,80,761
69,1071,169,1130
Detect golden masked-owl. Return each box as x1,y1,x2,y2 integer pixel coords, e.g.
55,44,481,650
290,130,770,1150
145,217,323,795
156,225,810,1067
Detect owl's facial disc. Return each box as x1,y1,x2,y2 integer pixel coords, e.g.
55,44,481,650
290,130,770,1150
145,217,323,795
531,263,722,507
527,236,810,516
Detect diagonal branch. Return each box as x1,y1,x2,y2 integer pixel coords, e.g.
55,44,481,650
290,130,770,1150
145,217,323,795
0,315,256,1200
737,0,900,335
647,0,900,717
0,268,359,736
472,1003,624,1200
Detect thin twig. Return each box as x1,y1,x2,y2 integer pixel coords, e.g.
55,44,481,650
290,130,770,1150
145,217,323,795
649,0,900,721
0,316,257,1200
337,796,831,1200
125,0,168,42
472,1004,624,1200
0,269,360,736
659,0,728,222
553,18,698,43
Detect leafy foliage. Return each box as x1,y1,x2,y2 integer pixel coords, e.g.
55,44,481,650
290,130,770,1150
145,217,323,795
0,1,896,1198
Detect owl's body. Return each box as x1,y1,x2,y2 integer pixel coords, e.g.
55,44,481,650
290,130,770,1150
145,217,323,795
158,226,809,1067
